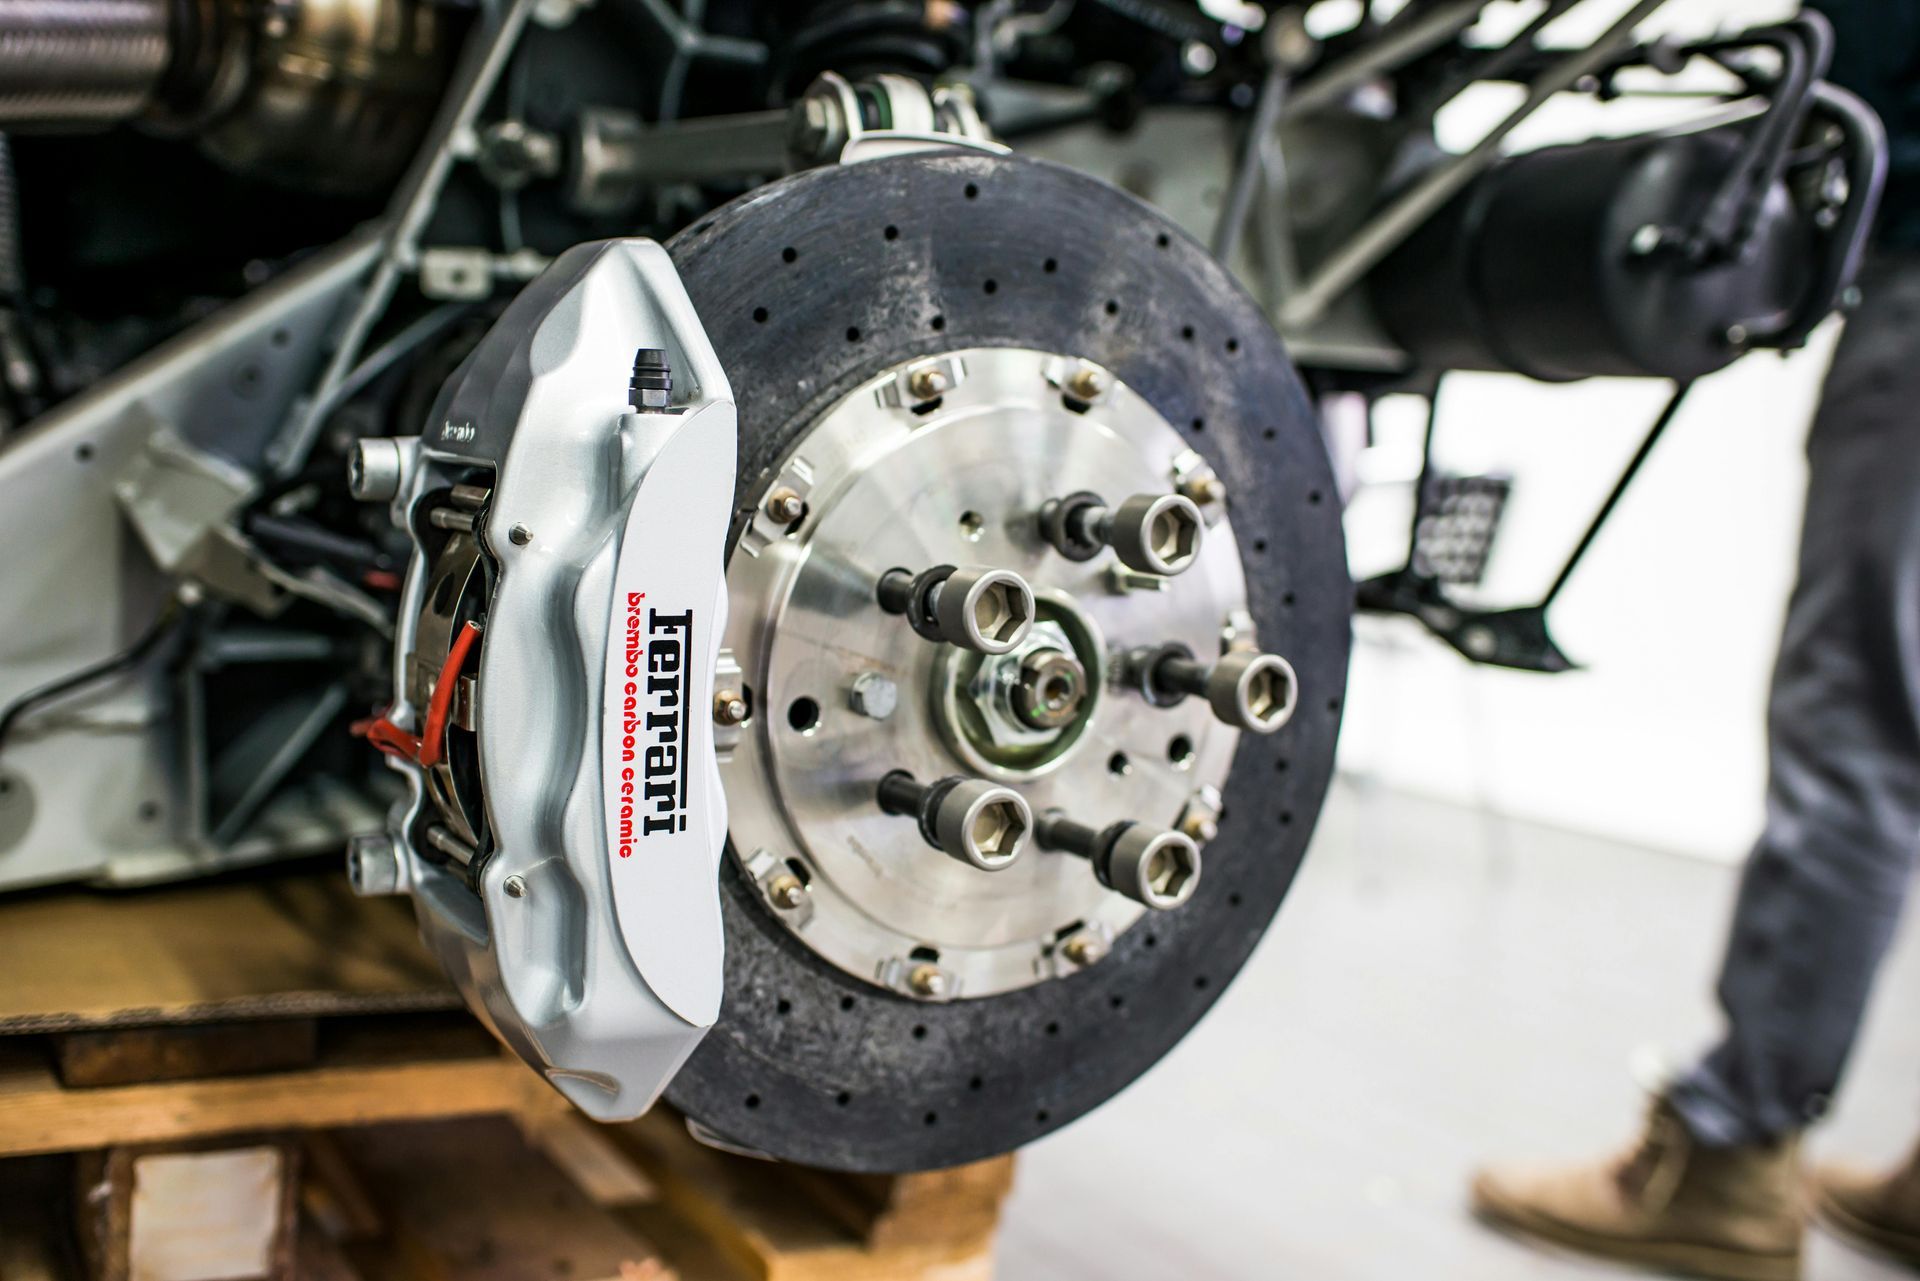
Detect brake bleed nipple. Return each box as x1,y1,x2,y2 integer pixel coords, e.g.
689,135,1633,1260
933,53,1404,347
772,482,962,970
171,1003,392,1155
614,347,688,495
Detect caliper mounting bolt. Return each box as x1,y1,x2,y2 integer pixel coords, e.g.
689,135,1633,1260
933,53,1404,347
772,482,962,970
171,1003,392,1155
1034,811,1202,911
347,438,406,502
877,564,1035,655
876,771,1032,872
1039,490,1205,576
1121,643,1299,734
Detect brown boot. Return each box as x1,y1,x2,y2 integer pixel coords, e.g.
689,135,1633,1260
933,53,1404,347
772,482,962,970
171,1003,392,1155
1471,1099,1804,1281
1813,1142,1920,1268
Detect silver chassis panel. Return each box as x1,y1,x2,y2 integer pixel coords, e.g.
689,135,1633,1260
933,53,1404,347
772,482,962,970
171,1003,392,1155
0,232,385,890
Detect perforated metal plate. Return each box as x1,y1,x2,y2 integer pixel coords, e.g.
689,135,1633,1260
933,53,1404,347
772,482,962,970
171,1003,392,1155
663,151,1351,1172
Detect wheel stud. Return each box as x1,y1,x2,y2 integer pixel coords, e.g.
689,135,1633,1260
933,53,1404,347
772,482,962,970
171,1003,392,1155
1120,644,1298,734
1034,811,1202,911
1039,491,1205,576
877,771,1031,871
877,565,1035,654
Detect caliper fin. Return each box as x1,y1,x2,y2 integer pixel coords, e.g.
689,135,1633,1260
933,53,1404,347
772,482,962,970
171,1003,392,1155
601,393,734,1026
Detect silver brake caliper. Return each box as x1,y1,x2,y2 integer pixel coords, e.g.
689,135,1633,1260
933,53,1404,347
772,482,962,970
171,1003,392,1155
346,240,736,1119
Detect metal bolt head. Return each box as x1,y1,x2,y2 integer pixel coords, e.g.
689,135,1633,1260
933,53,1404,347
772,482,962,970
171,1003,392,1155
769,873,808,910
1011,649,1086,730
1110,493,1205,576
508,523,532,546
348,438,404,503
849,671,899,720
503,874,528,899
1179,810,1220,844
1108,566,1170,596
346,833,402,897
936,567,1035,654
713,689,750,726
931,778,1032,871
907,366,951,402
1106,826,1203,911
1065,362,1109,402
1179,474,1227,508
1145,845,1192,900
765,488,806,524
789,93,837,161
908,964,950,998
1061,933,1106,967
1205,651,1298,734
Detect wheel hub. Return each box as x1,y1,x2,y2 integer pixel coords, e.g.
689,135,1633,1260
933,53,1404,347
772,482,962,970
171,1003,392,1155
721,347,1247,999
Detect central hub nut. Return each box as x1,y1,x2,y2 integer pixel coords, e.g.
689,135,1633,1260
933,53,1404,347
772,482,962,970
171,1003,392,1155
1011,648,1086,730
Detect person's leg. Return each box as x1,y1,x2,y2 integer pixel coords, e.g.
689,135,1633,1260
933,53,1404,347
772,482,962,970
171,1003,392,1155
1668,251,1920,1146
1473,252,1920,1281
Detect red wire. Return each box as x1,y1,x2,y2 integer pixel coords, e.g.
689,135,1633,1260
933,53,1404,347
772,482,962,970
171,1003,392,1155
350,620,482,768
417,621,482,767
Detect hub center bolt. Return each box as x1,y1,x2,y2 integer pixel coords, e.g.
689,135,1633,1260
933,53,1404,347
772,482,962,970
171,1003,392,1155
1033,811,1203,911
877,564,1036,654
877,771,1032,871
1010,648,1087,729
1122,644,1299,734
1039,490,1205,576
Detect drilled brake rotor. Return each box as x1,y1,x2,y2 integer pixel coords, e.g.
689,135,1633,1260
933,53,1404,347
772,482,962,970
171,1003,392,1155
662,151,1350,1172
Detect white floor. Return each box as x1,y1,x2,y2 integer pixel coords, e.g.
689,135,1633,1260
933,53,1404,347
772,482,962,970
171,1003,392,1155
997,779,1920,1280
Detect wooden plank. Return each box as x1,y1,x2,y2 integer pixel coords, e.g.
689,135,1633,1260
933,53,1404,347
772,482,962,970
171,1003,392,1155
0,1044,556,1158
299,1134,388,1244
783,1159,1015,1252
325,1118,671,1281
518,1110,660,1209
604,1111,1004,1281
0,873,457,1034
55,1020,320,1088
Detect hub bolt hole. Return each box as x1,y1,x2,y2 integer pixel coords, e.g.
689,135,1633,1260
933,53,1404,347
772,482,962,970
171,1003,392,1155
787,697,821,735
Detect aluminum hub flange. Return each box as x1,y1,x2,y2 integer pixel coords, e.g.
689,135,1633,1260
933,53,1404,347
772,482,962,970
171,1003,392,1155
722,347,1246,1000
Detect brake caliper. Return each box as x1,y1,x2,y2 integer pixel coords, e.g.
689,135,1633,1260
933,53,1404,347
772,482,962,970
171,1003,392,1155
350,240,736,1119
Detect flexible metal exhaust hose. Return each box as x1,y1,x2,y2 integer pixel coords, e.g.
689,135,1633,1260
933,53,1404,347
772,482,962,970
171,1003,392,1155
0,0,170,126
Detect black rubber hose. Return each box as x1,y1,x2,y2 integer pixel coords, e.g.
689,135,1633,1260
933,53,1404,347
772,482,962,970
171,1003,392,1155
0,595,185,756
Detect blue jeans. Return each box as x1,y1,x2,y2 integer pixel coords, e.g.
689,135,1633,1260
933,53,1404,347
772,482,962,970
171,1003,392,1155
1669,252,1920,1146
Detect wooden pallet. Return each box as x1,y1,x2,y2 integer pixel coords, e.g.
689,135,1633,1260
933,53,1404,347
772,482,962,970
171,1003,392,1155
0,870,1012,1281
